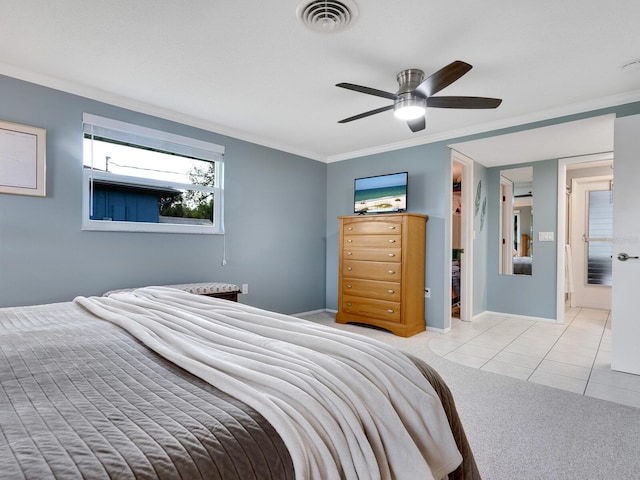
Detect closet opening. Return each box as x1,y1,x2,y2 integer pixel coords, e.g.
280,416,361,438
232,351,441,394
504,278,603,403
452,161,463,318
449,150,474,326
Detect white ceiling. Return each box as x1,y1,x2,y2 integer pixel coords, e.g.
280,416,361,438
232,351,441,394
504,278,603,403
449,115,615,167
0,1,639,164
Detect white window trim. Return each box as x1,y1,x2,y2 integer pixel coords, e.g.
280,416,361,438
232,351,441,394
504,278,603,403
82,113,224,235
82,167,223,234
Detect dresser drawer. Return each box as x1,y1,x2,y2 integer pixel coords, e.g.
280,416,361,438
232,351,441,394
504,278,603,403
343,220,402,235
342,295,401,323
343,247,402,262
342,278,400,302
343,234,401,248
343,260,401,281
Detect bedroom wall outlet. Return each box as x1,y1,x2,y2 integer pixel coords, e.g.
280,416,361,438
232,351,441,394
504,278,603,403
241,283,249,294
424,288,431,298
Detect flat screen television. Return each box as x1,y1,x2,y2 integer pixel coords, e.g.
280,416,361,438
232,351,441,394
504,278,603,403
354,171,408,214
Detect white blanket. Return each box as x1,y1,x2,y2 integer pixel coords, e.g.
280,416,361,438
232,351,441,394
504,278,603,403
75,287,461,480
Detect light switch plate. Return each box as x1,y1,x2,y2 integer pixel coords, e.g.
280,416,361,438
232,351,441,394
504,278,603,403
538,232,554,242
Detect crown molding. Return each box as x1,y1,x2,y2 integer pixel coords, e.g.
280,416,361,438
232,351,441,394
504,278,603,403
3,63,640,165
325,89,640,163
0,63,326,163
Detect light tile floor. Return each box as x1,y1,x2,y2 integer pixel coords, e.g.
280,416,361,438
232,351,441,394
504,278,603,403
430,307,640,409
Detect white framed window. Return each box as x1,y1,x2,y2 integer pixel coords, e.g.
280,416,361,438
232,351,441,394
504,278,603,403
82,113,224,234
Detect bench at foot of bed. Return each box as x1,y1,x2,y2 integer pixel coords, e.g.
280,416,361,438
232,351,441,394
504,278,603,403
104,282,242,301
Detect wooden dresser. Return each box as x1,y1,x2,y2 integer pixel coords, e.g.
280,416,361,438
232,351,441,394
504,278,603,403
336,212,427,337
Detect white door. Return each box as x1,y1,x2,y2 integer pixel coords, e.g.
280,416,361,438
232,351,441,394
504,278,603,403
570,176,613,309
611,114,640,375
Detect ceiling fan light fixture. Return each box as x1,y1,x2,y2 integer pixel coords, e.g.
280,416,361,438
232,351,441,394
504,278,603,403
394,93,426,120
394,105,425,120
336,60,501,132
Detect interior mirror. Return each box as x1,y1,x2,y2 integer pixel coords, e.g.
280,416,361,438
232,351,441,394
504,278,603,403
499,166,533,275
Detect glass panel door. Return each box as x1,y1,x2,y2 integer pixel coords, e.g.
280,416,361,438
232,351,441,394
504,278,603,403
586,188,613,286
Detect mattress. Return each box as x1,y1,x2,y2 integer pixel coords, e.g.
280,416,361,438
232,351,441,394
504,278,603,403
0,289,480,479
513,255,533,275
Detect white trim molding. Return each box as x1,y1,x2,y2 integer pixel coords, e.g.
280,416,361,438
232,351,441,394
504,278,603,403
427,325,453,334
481,311,559,324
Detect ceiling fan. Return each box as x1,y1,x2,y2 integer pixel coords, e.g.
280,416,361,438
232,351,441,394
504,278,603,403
336,60,502,132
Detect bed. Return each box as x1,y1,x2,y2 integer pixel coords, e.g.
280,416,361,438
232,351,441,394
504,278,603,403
0,287,480,479
513,255,533,275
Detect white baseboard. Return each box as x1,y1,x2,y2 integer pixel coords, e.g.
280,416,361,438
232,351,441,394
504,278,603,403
293,308,332,317
427,325,452,334
480,310,558,324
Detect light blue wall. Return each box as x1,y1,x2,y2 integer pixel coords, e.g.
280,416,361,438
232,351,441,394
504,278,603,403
4,72,640,325
0,75,327,313
326,143,452,330
473,162,488,315
486,160,558,318
328,102,640,327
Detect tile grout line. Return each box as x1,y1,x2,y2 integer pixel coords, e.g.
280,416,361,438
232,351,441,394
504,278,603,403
472,316,513,369
581,309,610,395
457,309,597,388
445,316,510,368
453,316,543,372
480,316,559,379
523,309,579,382
440,309,640,407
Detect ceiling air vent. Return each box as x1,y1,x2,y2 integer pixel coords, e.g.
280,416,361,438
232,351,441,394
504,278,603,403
297,0,359,33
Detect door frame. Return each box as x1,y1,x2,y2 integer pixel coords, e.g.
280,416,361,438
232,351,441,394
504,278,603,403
556,152,614,323
499,175,514,275
450,150,474,322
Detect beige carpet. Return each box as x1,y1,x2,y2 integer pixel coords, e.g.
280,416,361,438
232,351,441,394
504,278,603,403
299,311,640,480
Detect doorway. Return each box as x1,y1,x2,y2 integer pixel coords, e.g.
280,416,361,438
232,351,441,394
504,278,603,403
451,151,473,322
556,153,614,322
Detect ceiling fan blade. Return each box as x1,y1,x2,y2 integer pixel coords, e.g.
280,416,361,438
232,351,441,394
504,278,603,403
336,82,398,100
426,96,502,109
414,60,472,98
407,116,425,132
338,105,394,123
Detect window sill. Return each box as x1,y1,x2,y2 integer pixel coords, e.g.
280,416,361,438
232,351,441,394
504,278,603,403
82,219,223,234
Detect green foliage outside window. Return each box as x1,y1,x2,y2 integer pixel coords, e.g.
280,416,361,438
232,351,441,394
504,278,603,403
160,162,215,220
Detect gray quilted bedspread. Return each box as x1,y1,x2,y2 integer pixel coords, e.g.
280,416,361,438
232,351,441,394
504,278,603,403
0,302,294,480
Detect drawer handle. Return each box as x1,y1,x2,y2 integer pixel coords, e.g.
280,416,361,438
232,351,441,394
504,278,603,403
388,253,395,257
348,227,353,231
388,226,396,230
347,252,352,255
388,239,395,243
346,302,352,306
347,239,353,243
387,309,394,313
346,284,352,288
387,289,394,294
388,270,395,274
347,267,352,271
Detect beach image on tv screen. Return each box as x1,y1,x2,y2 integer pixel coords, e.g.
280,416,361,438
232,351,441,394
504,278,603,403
355,173,407,213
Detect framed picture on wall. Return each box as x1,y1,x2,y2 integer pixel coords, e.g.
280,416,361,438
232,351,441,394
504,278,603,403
0,119,46,197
